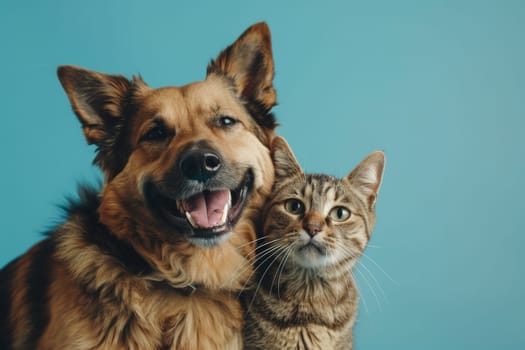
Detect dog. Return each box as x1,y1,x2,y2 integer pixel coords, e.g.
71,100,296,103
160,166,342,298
0,22,277,350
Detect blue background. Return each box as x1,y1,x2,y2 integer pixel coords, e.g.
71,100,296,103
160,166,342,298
1,1,524,349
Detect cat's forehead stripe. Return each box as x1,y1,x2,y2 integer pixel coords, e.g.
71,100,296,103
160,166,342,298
304,181,313,200
307,174,349,200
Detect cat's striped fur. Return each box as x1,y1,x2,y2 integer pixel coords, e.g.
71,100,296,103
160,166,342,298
242,137,385,350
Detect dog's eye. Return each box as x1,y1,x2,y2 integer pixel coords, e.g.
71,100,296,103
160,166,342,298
141,122,169,143
218,116,238,128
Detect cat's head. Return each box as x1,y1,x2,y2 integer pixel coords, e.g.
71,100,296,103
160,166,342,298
261,136,385,270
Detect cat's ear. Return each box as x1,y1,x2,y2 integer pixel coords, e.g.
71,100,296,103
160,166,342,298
346,151,385,209
271,136,303,182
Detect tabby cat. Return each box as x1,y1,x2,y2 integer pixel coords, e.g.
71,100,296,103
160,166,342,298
242,136,385,350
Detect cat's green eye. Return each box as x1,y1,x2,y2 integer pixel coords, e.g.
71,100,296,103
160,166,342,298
329,206,351,222
284,199,305,215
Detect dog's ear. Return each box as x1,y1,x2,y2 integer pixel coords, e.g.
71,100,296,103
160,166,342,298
207,22,276,125
57,65,143,145
271,136,303,183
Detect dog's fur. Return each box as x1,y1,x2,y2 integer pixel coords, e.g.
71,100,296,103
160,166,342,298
0,23,277,350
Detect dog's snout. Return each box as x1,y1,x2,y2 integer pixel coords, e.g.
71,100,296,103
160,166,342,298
180,148,222,182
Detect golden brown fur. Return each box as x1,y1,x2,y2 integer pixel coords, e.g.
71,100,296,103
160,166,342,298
0,22,277,350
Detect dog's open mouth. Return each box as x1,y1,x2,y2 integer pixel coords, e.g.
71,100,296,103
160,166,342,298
145,170,254,245
180,190,234,229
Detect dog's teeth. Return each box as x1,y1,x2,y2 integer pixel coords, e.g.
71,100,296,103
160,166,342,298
220,202,229,225
185,211,199,228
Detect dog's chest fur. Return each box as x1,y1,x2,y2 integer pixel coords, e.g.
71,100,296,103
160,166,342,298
24,190,248,350
122,288,243,350
38,243,244,350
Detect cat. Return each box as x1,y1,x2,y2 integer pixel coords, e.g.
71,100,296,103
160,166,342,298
242,136,385,350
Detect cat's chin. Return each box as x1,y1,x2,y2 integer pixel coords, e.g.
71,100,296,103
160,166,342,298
292,245,339,269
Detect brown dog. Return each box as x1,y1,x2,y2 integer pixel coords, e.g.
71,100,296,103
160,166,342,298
0,23,277,349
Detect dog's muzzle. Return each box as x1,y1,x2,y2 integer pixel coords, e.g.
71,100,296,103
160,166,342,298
144,141,254,247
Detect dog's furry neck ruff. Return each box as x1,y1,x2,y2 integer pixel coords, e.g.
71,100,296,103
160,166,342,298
55,186,220,297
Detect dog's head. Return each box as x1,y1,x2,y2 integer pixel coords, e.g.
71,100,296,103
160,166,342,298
57,23,277,282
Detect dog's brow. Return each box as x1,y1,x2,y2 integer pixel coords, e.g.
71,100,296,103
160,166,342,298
211,105,221,115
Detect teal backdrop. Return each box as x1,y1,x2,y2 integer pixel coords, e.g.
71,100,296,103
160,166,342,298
1,1,524,349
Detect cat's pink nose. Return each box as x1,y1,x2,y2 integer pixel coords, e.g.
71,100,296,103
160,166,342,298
304,223,322,237
303,213,325,237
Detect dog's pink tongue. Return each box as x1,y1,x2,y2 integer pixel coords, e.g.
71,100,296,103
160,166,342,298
184,190,230,228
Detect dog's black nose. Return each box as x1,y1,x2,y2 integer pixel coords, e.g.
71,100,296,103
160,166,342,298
180,149,222,182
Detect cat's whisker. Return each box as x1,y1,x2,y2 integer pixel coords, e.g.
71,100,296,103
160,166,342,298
246,245,286,314
241,238,283,268
268,245,288,299
354,264,382,311
332,242,360,266
234,237,285,280
237,241,285,297
351,270,369,314
332,242,374,312
253,237,285,251
333,241,388,303
274,245,295,300
253,240,288,268
235,235,268,250
228,254,263,290
227,238,283,290
228,257,264,292
225,260,249,289
361,251,400,286
365,243,382,249
356,260,387,301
